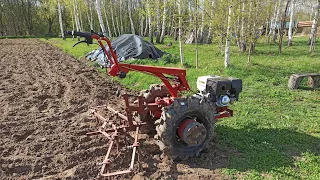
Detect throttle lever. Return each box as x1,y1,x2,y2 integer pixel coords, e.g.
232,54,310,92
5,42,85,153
90,30,105,37
73,40,87,47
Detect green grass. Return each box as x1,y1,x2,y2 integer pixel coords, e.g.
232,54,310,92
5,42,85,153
42,37,320,179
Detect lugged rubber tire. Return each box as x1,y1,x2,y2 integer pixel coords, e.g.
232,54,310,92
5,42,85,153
154,96,215,160
138,84,170,132
140,84,170,103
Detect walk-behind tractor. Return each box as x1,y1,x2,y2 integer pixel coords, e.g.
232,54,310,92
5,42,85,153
65,31,242,177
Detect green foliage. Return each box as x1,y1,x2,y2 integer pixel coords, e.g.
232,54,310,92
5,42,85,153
160,53,179,64
46,36,320,179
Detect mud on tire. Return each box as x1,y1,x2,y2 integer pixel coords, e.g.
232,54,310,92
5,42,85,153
155,96,215,160
138,84,170,132
140,84,170,103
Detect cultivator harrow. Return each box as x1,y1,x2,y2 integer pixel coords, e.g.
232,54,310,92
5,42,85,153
65,30,243,178
86,94,147,177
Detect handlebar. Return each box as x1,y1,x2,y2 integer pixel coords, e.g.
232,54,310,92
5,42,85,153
65,30,104,38
65,30,89,38
65,31,93,44
65,30,119,69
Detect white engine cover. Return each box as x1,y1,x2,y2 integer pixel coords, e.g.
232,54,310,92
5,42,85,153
196,75,220,93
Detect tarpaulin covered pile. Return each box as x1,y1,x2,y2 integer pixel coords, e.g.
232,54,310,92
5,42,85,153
86,34,164,66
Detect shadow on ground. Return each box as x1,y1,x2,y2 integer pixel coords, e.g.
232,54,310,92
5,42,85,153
147,124,320,178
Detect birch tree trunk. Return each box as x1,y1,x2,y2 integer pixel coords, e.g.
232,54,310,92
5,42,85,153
85,0,94,30
119,0,123,34
224,6,232,68
57,0,65,40
95,0,107,36
71,4,75,40
140,16,144,36
273,0,283,42
268,0,278,43
199,3,205,43
73,0,80,32
74,0,82,32
206,0,215,44
309,2,320,53
139,1,144,36
188,0,192,24
160,0,167,44
178,0,185,65
279,0,290,53
102,0,111,37
195,0,199,69
155,0,161,43
79,6,84,31
128,0,135,34
248,1,255,64
146,0,153,43
73,0,80,40
288,0,295,46
144,16,148,37
116,17,121,35
240,1,247,52
110,0,118,36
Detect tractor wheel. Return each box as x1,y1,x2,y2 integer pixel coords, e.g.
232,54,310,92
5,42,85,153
140,84,170,103
138,84,170,133
155,96,215,160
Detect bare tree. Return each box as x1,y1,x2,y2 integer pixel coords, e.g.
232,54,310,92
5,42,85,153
279,0,290,53
144,15,149,37
95,0,107,36
102,0,112,36
199,1,205,43
146,0,153,43
57,0,65,40
160,0,167,44
206,0,215,44
309,2,320,53
240,0,247,52
110,0,118,36
225,6,232,68
288,0,296,46
268,0,278,43
73,0,82,32
119,0,123,34
85,0,94,30
195,0,199,69
128,0,135,34
178,0,185,65
155,0,161,43
116,16,121,35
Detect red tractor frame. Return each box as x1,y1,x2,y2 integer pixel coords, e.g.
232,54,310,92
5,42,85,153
66,31,241,177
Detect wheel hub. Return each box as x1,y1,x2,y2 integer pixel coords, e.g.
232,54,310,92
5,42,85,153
177,119,207,146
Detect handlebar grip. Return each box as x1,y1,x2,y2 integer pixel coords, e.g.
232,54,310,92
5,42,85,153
65,31,91,38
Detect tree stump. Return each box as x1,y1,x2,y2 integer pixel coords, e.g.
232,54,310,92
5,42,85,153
288,73,320,90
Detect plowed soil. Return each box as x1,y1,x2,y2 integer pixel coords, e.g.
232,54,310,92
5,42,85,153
0,39,229,179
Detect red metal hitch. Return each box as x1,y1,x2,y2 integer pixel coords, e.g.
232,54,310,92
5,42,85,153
214,106,234,120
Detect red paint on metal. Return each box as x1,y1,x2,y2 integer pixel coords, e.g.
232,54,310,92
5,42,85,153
155,97,174,106
214,106,234,120
153,111,162,118
89,35,190,98
177,119,196,141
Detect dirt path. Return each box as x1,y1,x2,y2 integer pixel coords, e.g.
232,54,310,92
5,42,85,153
0,39,228,179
